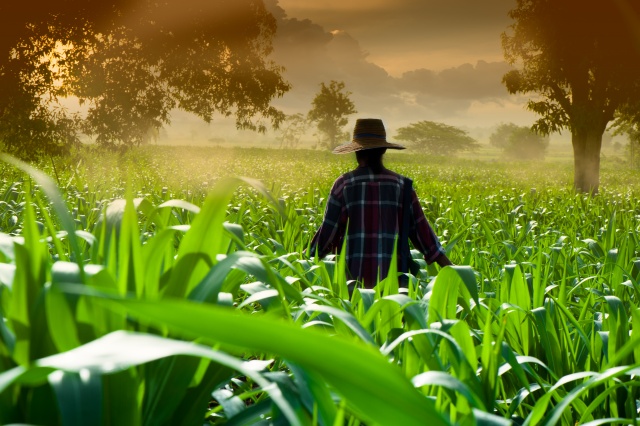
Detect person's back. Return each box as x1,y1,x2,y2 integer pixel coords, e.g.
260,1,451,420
309,118,452,289
311,165,405,286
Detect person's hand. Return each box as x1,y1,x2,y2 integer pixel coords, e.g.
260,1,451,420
435,253,453,267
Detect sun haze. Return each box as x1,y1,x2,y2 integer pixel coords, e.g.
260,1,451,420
275,0,514,75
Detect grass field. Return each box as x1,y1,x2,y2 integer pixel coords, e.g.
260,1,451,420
1,145,640,425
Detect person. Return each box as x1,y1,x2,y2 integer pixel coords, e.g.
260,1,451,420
309,118,452,289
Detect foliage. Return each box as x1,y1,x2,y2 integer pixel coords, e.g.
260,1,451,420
395,120,479,156
0,1,290,158
277,113,308,149
611,103,640,145
601,131,614,147
2,147,640,424
489,123,521,150
501,0,640,193
490,123,549,160
611,103,640,167
307,81,357,150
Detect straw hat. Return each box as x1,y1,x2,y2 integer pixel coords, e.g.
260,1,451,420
332,118,406,154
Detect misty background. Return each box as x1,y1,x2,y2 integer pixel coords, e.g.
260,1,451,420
144,0,621,150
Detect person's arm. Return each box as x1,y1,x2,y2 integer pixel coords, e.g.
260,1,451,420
434,252,453,267
407,189,453,267
308,178,347,258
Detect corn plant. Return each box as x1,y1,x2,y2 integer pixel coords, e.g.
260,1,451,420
1,147,640,425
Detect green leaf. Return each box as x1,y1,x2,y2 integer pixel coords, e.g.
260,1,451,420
412,371,484,409
176,178,241,294
428,266,478,325
167,360,233,426
288,362,337,426
45,281,81,352
37,330,304,426
0,154,84,275
49,370,103,426
538,366,640,426
299,304,375,345
75,292,450,426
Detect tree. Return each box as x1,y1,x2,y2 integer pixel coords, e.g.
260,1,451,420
505,126,550,160
307,81,357,150
611,103,640,166
395,121,479,156
502,0,640,193
0,1,290,159
490,123,549,160
489,123,521,150
277,113,308,149
601,131,614,148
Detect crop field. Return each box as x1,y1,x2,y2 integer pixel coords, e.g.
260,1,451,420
1,145,640,425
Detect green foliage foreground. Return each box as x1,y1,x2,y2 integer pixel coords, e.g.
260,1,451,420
1,147,640,425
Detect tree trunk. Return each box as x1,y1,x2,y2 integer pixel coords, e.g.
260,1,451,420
572,125,604,194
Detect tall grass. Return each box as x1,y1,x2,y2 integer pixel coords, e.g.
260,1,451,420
1,147,640,425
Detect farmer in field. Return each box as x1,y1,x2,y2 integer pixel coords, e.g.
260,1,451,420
309,118,452,289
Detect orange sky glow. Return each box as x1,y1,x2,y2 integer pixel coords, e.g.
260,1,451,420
276,0,514,75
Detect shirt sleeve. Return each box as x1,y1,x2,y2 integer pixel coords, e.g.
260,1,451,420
309,177,348,258
408,189,446,264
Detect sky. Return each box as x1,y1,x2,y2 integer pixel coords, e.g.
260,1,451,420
168,0,541,144
275,0,513,75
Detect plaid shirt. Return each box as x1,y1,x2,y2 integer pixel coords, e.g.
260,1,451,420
310,166,445,287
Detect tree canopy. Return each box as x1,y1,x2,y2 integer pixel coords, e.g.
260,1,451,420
395,121,479,156
0,0,290,158
502,0,640,193
277,113,307,149
307,81,357,150
490,123,549,160
489,123,521,150
612,103,640,166
490,124,549,160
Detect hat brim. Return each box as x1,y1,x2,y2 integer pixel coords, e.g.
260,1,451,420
332,141,406,154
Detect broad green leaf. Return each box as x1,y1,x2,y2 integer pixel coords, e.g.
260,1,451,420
37,331,304,426
288,362,337,426
412,371,484,409
45,282,81,352
298,304,375,345
49,370,102,426
78,292,450,426
176,178,241,293
429,266,478,325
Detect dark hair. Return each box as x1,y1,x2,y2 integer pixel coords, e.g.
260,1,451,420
356,148,387,173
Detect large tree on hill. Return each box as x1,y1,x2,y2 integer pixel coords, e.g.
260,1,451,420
502,0,640,193
0,1,290,159
395,121,479,156
307,81,357,150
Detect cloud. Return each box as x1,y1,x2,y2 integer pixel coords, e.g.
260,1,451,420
262,0,534,128
398,61,513,100
278,0,515,72
266,2,398,113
